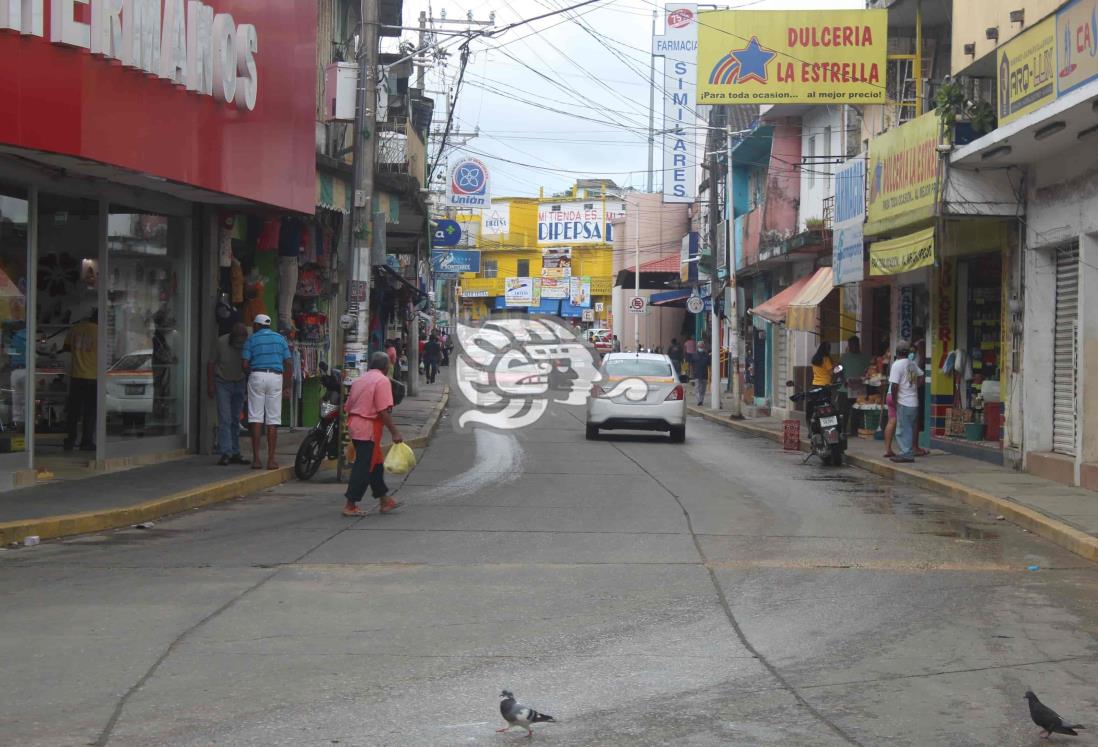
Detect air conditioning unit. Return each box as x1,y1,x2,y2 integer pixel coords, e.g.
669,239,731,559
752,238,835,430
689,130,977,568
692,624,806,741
324,62,358,122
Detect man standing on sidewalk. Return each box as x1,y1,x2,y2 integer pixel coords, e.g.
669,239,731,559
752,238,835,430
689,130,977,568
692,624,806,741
888,340,924,464
241,314,291,470
423,333,442,384
692,339,710,406
342,351,404,517
208,322,249,466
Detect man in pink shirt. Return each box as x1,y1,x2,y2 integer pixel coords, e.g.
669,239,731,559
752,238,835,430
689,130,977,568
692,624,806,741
342,351,404,516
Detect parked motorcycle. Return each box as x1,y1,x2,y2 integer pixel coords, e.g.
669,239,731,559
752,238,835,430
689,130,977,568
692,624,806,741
294,364,343,480
787,364,846,466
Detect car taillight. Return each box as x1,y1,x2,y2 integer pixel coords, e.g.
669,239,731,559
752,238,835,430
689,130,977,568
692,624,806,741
665,385,683,401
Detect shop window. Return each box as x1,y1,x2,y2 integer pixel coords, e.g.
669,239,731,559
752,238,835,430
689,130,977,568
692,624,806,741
0,185,28,454
35,194,100,452
517,259,530,278
106,208,186,441
482,259,498,279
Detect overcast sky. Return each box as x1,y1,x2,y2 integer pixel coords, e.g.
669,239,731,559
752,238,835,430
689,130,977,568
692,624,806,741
390,0,867,198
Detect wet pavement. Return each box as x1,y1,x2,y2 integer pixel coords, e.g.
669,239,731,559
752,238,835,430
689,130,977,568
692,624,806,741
1,407,1097,745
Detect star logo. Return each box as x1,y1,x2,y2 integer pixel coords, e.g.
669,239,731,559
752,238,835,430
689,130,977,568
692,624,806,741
707,35,777,86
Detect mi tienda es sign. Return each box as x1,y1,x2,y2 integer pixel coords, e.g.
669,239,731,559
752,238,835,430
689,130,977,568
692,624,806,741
0,0,316,213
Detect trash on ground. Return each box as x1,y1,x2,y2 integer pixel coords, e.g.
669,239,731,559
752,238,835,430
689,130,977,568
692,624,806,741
996,515,1005,521
1027,565,1040,571
134,522,155,529
23,535,40,547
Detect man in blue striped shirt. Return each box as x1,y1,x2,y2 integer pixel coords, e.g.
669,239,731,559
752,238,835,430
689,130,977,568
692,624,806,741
241,314,291,470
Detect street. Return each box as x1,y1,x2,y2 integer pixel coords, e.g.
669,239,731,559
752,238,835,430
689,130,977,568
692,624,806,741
3,408,1098,746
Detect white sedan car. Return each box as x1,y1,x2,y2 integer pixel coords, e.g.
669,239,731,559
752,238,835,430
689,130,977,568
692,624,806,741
585,352,687,442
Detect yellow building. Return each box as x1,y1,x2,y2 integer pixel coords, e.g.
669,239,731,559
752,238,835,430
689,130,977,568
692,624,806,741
456,187,616,326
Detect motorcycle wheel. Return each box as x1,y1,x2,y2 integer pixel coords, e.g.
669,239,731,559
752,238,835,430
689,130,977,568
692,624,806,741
295,432,326,481
828,443,843,466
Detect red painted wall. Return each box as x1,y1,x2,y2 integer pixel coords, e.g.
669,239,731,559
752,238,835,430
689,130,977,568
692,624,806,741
0,1,316,214
761,119,802,238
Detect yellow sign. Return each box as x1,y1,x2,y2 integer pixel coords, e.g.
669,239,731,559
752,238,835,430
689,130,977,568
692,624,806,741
1056,0,1098,96
998,16,1055,125
697,9,887,105
866,112,939,231
869,227,935,276
590,276,612,295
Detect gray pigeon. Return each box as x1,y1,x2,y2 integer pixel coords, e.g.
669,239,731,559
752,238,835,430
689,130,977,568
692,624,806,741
1026,690,1084,738
498,689,556,737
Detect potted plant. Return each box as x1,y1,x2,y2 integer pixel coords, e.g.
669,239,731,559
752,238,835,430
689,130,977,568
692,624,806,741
805,217,825,231
968,99,998,135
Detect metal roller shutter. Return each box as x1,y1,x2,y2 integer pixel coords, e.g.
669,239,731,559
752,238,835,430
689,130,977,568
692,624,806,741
1052,243,1079,456
774,326,788,403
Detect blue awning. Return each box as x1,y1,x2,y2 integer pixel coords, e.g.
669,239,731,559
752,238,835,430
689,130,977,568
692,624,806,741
532,298,561,315
650,288,691,306
560,298,588,317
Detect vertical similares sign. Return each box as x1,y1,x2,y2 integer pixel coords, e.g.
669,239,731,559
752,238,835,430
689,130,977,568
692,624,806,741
652,4,698,203
832,156,866,285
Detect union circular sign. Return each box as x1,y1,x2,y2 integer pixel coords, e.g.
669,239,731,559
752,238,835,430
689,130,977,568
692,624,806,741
450,158,488,197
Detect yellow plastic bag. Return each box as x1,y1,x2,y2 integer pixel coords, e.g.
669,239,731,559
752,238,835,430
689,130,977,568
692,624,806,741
384,441,416,475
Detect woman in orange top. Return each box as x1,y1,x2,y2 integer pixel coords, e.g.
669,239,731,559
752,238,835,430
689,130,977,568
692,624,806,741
342,351,404,517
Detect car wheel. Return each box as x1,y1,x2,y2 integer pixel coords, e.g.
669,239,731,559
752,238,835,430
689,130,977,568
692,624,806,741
585,424,599,440
669,425,685,443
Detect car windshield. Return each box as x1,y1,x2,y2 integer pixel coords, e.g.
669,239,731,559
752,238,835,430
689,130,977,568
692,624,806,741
111,353,152,371
604,358,673,377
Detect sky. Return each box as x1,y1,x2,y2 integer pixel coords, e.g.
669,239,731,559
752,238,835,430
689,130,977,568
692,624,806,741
386,0,868,198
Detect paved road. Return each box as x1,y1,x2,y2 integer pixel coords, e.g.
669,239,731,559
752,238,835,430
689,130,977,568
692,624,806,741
3,407,1098,746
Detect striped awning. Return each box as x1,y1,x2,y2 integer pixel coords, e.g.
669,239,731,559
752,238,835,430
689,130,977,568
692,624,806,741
316,172,352,214
786,267,835,332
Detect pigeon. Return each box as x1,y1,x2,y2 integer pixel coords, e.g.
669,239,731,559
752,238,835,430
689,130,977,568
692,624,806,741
1026,690,1085,738
498,689,556,737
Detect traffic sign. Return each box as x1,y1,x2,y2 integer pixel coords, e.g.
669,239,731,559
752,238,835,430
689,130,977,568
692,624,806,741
582,309,594,322
594,302,605,312
627,295,646,314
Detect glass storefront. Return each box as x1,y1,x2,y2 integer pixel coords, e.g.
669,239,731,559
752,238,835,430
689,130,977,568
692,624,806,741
106,209,187,441
0,185,29,456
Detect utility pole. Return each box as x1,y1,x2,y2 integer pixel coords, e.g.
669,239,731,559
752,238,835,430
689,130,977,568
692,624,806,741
339,0,378,480
708,143,721,410
646,9,656,193
726,124,741,417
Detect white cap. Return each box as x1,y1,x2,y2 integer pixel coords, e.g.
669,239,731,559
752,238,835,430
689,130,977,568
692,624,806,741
253,313,272,327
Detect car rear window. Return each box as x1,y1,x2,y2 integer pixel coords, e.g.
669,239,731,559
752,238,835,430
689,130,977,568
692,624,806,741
604,359,673,377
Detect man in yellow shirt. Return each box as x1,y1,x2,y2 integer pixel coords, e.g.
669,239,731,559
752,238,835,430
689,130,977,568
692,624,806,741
63,311,98,452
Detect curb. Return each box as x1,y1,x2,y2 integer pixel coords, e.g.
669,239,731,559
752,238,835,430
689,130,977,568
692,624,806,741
0,387,450,547
688,406,1098,563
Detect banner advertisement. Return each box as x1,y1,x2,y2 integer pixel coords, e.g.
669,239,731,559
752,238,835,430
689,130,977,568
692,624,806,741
541,247,573,277
569,276,592,307
1056,0,1098,96
997,16,1055,125
504,277,539,306
832,156,866,285
652,3,699,203
866,111,939,228
540,277,569,299
482,202,511,236
446,157,490,208
869,227,935,276
537,201,618,245
697,9,887,104
430,250,481,274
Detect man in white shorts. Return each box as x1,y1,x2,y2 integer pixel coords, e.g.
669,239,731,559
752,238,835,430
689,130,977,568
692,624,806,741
241,314,291,470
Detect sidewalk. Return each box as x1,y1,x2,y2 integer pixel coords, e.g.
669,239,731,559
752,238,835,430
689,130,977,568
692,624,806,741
0,382,448,545
689,402,1098,562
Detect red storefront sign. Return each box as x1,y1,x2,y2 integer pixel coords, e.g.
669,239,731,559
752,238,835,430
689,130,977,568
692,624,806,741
0,0,316,214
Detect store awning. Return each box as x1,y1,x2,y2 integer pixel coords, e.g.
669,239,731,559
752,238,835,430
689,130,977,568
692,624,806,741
316,172,352,214
869,227,935,276
747,274,812,325
650,288,691,307
786,267,834,332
